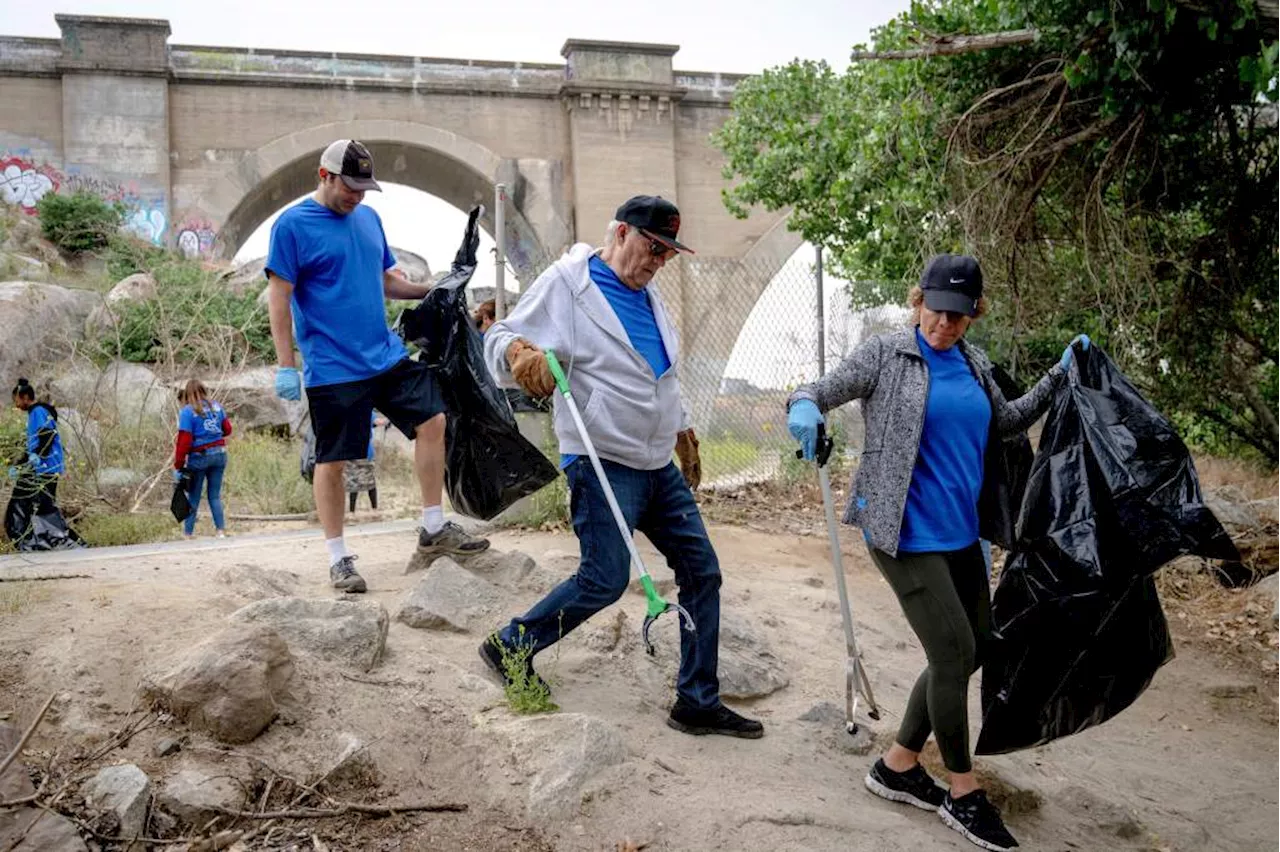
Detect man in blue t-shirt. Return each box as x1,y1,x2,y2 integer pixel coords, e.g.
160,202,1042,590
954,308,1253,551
266,140,489,593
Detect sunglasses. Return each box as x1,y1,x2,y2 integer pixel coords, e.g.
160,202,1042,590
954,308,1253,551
636,228,677,259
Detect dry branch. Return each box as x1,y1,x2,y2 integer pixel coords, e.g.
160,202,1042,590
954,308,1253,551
0,694,55,783
851,28,1038,61
211,801,468,820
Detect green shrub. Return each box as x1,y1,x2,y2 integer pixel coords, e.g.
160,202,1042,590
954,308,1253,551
75,512,175,547
104,233,168,281
35,191,123,253
0,408,26,468
222,432,314,515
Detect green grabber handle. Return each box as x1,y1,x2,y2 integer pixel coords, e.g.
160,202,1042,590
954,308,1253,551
544,349,695,651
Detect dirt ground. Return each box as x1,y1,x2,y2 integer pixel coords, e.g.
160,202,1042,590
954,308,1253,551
1,516,1276,852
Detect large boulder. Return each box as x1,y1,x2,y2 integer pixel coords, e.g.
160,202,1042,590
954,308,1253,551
141,624,295,744
58,408,101,470
214,564,303,601
717,611,790,699
85,273,159,335
389,247,431,284
490,713,626,819
229,597,389,672
51,360,170,426
0,282,97,384
218,257,265,297
198,367,306,433
83,764,150,850
397,557,502,632
0,808,87,852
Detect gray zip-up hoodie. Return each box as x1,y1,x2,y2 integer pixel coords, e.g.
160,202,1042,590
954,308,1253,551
483,243,690,471
788,328,1064,557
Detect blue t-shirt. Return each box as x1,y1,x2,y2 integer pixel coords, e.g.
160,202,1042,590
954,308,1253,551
265,199,407,387
179,401,227,450
562,258,673,468
26,404,63,476
898,329,992,553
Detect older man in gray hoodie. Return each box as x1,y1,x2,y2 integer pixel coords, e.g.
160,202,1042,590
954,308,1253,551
479,196,762,739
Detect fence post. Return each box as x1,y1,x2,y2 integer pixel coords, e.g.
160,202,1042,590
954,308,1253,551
815,243,826,377
495,182,507,320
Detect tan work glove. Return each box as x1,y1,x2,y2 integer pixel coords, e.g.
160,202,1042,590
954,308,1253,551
506,339,556,398
675,428,701,491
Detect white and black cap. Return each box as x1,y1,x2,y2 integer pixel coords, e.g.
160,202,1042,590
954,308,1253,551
319,140,381,192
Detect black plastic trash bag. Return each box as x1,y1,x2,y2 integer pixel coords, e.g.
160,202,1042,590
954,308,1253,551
396,206,557,520
170,469,194,522
299,420,317,484
4,476,85,552
976,344,1238,755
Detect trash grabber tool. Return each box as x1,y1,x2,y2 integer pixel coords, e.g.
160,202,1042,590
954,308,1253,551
798,424,881,732
545,350,695,655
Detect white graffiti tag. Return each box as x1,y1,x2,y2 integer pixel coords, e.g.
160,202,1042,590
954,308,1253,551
0,164,55,210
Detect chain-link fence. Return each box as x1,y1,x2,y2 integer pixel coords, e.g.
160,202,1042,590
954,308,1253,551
467,245,911,489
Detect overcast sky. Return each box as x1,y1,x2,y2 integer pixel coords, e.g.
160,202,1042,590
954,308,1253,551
9,0,912,386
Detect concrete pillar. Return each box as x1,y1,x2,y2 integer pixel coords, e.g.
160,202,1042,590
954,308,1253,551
55,15,172,245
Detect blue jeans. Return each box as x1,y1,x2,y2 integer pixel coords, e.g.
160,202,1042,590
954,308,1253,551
185,449,227,535
499,458,723,709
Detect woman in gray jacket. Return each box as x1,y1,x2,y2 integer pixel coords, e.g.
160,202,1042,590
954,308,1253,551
787,254,1087,852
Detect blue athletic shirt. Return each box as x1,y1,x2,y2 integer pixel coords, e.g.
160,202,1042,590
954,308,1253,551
26,404,63,476
561,257,673,469
897,328,992,553
179,401,228,450
265,199,407,388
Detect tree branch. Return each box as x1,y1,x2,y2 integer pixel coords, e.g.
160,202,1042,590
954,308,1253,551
851,28,1039,61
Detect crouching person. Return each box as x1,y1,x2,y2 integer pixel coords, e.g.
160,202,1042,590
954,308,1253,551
479,196,760,739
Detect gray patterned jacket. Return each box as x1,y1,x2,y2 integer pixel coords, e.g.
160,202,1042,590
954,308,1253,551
788,328,1065,557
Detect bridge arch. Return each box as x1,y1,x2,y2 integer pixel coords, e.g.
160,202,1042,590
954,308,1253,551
192,119,570,280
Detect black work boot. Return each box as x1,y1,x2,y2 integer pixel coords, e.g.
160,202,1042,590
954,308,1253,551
666,700,764,739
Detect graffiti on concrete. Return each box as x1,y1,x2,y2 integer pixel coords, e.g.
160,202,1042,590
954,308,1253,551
0,156,60,211
175,215,218,258
0,153,169,245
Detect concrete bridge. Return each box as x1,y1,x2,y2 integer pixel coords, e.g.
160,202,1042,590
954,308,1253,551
0,14,804,427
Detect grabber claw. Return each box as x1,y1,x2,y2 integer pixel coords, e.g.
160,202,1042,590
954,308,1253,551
639,576,696,656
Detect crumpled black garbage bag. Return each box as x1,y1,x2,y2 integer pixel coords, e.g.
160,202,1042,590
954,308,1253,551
396,206,557,520
4,477,85,552
170,469,194,522
976,344,1239,755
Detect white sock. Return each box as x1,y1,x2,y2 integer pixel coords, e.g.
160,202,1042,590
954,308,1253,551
422,505,445,535
325,536,348,566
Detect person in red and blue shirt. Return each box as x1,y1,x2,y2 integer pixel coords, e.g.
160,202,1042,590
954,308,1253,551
173,379,232,538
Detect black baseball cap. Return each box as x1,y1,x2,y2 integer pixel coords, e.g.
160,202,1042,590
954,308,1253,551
615,195,694,254
920,254,983,316
319,139,382,192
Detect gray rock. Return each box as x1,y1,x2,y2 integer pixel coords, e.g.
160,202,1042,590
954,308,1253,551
2,253,49,281
199,367,306,433
1205,488,1261,531
58,409,101,469
0,723,36,800
52,360,169,425
718,611,790,699
397,557,501,632
389,247,431,284
106,273,158,307
828,724,876,755
154,737,182,758
213,564,303,601
156,765,244,824
454,548,561,593
798,701,845,726
0,807,88,851
84,763,150,849
492,713,626,819
1251,573,1278,627
97,467,145,489
0,282,97,384
230,597,389,672
319,732,382,791
141,624,294,744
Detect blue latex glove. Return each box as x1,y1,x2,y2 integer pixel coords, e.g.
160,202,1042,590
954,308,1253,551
274,366,302,401
26,452,38,467
5,467,16,481
172,469,184,483
787,399,825,461
1060,334,1091,370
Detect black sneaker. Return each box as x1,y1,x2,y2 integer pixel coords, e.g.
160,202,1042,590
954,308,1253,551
666,701,764,739
864,758,946,810
329,555,367,593
419,521,490,558
939,790,1020,852
478,634,550,694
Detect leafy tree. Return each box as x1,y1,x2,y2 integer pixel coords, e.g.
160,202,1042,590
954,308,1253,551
716,0,1278,462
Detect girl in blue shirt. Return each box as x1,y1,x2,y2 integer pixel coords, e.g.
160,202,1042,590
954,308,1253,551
173,379,232,538
9,377,65,523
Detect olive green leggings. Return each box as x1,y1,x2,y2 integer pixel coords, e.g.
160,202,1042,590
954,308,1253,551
869,543,990,774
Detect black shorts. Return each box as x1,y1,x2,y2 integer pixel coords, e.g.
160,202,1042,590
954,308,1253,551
307,359,444,464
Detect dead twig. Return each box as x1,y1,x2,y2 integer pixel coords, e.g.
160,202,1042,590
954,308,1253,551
0,575,93,583
0,693,56,781
211,800,468,820
851,28,1038,61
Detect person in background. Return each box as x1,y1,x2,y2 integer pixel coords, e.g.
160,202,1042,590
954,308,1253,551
474,298,496,334
345,411,387,513
10,377,65,517
174,379,232,539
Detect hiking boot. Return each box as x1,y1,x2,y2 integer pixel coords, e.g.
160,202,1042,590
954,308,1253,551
939,790,1019,852
479,634,550,694
329,555,367,594
418,521,490,558
666,700,764,739
864,758,946,810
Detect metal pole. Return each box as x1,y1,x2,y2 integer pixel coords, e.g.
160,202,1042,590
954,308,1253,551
494,183,507,320
816,243,826,377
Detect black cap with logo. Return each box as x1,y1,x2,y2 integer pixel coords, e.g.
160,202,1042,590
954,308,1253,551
319,139,382,192
920,254,983,316
615,195,694,254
